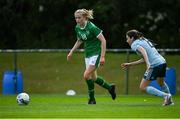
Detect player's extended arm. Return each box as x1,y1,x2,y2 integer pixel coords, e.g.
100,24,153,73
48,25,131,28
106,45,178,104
67,40,83,61
97,33,106,65
121,58,144,70
121,46,150,70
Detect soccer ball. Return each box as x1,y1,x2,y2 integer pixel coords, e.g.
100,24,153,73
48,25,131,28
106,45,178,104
66,89,76,96
16,93,30,105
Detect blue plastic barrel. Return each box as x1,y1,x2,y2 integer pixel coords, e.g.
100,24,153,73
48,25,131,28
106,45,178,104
2,71,23,94
150,68,176,95
165,68,176,95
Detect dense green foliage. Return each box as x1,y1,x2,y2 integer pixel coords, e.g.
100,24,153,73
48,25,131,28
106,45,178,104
0,0,180,49
0,95,180,118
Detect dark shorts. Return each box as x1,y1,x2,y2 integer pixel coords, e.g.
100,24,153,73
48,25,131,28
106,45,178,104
144,63,167,81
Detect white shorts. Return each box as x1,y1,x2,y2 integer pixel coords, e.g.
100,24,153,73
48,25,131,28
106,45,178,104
85,55,100,69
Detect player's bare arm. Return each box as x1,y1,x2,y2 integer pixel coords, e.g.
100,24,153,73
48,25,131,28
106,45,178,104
137,46,150,69
67,39,83,61
97,33,106,65
121,58,144,70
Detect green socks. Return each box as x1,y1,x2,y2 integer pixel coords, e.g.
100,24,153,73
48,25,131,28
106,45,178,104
95,76,111,90
86,79,95,100
86,76,111,100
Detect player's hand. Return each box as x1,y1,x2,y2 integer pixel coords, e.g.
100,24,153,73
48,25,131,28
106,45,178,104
67,52,73,61
100,56,105,65
121,63,130,70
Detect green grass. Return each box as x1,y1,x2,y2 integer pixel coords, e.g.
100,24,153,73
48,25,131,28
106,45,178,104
0,52,179,94
0,94,180,118
0,52,179,118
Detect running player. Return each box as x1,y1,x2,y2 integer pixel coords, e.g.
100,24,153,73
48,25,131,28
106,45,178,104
121,29,174,106
67,8,116,104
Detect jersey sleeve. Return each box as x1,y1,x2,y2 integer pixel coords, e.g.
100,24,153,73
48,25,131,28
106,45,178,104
90,23,102,37
131,40,144,57
131,41,140,51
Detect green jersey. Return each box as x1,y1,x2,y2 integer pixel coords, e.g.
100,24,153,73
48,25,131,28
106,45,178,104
75,21,102,58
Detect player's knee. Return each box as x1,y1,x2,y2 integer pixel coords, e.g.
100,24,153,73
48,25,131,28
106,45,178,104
139,85,146,92
83,73,90,80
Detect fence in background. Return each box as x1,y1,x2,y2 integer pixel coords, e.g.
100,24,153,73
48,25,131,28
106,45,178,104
0,49,180,95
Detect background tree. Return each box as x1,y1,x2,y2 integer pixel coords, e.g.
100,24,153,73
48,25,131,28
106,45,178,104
0,0,179,49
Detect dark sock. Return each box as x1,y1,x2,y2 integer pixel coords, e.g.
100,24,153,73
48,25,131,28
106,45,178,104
86,79,95,100
95,76,111,90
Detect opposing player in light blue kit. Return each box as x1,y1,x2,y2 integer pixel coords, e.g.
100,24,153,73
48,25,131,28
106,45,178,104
121,29,174,106
67,9,116,104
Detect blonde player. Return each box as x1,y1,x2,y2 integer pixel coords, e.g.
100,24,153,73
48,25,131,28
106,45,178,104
67,9,116,104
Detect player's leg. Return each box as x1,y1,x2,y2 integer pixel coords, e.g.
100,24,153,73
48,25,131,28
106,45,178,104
157,77,174,105
91,70,116,100
89,55,111,90
86,55,116,100
142,67,168,97
157,64,174,105
157,77,170,94
94,75,111,90
85,55,112,90
88,55,116,100
84,65,96,104
142,65,173,106
156,63,171,94
84,58,96,104
140,78,167,97
141,79,172,106
91,70,97,81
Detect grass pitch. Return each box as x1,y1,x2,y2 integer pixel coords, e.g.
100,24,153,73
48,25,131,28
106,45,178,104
0,94,180,118
0,52,180,94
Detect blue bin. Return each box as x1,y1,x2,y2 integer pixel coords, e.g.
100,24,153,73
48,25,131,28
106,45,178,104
2,71,23,94
150,68,176,95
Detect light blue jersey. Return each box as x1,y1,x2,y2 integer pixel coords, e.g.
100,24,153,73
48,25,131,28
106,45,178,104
131,38,166,67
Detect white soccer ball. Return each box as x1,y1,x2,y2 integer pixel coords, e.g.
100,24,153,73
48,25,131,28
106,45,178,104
16,93,30,105
66,90,76,96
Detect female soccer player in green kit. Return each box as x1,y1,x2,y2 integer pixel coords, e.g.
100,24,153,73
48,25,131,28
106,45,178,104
67,8,116,104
